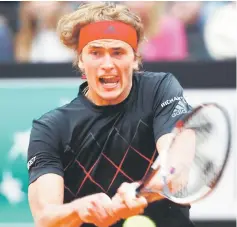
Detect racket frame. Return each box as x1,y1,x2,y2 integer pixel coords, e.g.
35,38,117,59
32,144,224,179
136,103,232,204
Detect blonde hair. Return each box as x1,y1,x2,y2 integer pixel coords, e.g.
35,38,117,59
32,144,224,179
57,2,144,70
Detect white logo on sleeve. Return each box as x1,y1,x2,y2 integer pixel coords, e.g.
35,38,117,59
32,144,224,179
171,101,189,117
161,96,186,108
27,156,37,170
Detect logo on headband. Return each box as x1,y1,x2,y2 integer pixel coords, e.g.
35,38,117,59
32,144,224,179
105,25,116,33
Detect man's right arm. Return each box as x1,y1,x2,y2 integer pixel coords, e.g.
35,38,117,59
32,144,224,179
27,114,82,226
28,111,150,226
29,172,126,227
27,113,122,227
28,173,83,227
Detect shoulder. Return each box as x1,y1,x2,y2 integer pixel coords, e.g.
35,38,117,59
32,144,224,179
132,71,180,107
134,71,176,88
134,71,167,80
33,97,80,130
133,71,184,103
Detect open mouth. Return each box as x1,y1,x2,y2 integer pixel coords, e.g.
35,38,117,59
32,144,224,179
99,76,120,87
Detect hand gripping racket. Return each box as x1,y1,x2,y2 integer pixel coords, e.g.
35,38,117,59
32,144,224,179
136,103,231,205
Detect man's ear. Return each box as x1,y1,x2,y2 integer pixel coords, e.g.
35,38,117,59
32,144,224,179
133,53,139,71
78,54,84,71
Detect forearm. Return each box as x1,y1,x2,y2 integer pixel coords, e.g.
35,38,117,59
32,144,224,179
35,202,83,227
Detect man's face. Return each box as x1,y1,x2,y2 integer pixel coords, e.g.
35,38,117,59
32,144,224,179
79,39,138,104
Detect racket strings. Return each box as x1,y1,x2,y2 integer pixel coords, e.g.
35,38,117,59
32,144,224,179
166,110,222,198
193,154,219,187
137,104,231,204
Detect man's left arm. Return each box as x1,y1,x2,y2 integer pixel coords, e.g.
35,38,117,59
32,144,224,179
152,73,192,151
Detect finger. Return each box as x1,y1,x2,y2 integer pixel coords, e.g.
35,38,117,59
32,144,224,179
114,182,148,219
117,182,140,199
98,194,116,217
123,184,147,209
111,193,125,211
118,183,148,217
89,206,114,227
90,200,108,220
111,194,130,219
95,194,120,226
92,194,114,218
113,194,146,219
88,194,113,226
87,204,107,226
117,182,132,195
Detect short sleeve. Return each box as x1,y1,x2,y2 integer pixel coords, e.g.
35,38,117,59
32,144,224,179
27,112,64,185
153,73,192,142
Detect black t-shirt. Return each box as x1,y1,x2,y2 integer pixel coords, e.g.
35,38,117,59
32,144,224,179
27,72,194,227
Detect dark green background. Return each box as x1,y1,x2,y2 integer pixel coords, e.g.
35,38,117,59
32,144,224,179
0,84,78,223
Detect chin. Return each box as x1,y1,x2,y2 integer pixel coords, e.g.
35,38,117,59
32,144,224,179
98,90,123,103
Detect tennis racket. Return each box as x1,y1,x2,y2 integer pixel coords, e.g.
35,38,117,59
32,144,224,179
136,103,231,205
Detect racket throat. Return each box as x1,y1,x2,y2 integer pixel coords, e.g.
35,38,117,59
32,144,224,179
136,167,160,195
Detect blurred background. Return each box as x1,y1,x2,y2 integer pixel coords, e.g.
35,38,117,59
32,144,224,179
0,1,236,227
0,1,236,63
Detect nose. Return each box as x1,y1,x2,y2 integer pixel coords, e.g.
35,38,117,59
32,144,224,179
101,54,114,71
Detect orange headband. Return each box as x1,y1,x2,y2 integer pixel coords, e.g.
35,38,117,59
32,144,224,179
78,21,138,53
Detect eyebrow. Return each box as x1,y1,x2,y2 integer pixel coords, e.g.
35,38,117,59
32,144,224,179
88,45,125,50
88,45,103,49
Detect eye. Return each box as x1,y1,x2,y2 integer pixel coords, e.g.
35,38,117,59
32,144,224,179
91,51,99,56
113,51,123,56
114,51,121,55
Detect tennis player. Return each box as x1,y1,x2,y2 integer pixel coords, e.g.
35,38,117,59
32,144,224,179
27,2,194,227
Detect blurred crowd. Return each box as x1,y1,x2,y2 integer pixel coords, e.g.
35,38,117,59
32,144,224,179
0,1,236,64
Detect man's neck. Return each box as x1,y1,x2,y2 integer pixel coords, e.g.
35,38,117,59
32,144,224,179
86,85,132,106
